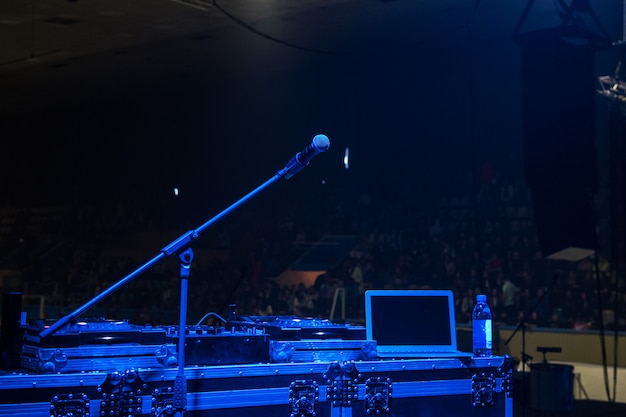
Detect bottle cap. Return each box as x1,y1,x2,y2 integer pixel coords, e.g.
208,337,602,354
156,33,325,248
477,294,487,302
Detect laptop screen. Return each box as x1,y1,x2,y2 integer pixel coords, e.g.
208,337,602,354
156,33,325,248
365,289,460,356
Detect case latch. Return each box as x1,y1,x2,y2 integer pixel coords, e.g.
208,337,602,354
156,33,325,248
472,372,495,408
50,393,90,417
152,386,176,416
365,377,392,414
289,380,319,417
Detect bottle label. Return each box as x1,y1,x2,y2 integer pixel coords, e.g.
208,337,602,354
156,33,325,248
473,319,492,349
485,320,492,349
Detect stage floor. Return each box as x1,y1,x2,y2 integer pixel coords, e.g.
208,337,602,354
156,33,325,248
515,400,626,417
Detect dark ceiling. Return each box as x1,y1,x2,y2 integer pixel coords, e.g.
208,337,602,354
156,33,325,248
0,0,623,216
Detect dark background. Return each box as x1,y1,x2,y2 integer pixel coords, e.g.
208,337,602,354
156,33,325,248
1,1,625,289
1,1,620,220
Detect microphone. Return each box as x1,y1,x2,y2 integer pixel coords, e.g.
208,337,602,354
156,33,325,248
280,134,330,179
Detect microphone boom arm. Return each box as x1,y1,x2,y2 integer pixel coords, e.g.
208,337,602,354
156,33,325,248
39,136,329,339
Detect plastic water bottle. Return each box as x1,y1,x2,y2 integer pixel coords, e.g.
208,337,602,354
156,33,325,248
472,294,492,357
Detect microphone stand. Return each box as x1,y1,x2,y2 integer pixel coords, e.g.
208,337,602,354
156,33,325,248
504,271,559,417
38,136,330,416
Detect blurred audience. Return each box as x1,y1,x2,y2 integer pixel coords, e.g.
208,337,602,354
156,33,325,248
2,167,623,332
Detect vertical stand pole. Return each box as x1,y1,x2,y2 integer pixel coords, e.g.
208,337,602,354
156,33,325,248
330,288,346,322
520,324,528,417
174,248,194,417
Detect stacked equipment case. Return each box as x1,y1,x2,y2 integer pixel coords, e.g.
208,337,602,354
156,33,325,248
0,356,512,417
0,317,513,417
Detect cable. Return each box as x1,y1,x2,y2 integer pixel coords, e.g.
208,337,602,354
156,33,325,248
195,311,227,326
612,264,619,403
590,190,614,403
211,0,337,55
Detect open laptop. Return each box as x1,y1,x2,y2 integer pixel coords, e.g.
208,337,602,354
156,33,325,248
365,289,472,358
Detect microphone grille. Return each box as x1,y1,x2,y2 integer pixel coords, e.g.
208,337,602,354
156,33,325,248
312,134,330,152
